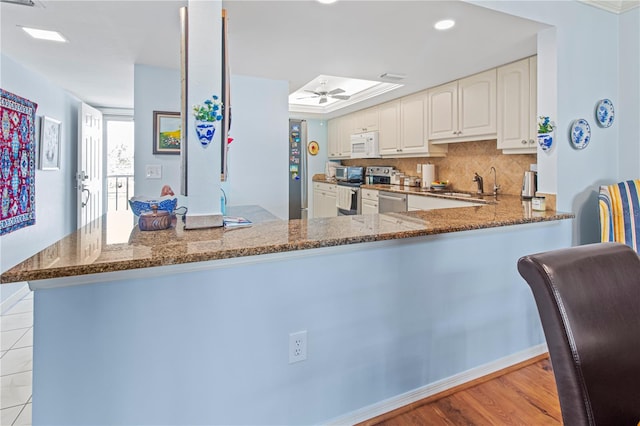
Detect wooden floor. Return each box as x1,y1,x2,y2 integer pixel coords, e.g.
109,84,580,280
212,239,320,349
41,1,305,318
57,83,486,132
359,355,562,425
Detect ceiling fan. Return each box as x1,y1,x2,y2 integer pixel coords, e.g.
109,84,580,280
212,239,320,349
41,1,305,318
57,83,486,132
298,81,351,104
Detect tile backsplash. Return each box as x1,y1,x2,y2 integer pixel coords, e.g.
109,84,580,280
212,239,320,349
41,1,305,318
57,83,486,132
342,139,536,195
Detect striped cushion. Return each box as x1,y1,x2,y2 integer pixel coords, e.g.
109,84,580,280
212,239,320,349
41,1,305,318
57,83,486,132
599,180,640,252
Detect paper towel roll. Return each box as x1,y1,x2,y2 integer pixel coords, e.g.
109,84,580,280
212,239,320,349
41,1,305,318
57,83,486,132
421,164,435,188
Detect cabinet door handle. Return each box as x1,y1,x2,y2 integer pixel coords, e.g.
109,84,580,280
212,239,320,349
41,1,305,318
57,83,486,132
452,131,457,135
529,139,535,144
521,139,528,145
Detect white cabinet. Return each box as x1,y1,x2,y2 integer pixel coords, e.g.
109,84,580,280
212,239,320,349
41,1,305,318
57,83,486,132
327,116,352,159
428,69,497,142
428,81,458,140
398,91,448,157
378,95,448,158
351,107,379,134
407,195,483,211
312,182,337,217
497,56,537,154
378,100,401,154
361,188,379,215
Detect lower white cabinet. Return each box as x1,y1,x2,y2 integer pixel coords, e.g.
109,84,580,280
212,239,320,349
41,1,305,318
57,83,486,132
361,188,379,214
313,182,337,218
407,195,483,211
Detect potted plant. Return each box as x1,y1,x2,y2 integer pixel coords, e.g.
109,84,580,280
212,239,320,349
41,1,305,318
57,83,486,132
193,95,223,147
537,116,554,151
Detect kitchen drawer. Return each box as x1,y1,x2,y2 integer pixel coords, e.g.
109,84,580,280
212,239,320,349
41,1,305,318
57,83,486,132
313,182,336,192
361,188,379,201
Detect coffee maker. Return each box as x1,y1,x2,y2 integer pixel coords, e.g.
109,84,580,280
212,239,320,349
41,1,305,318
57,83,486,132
522,171,537,198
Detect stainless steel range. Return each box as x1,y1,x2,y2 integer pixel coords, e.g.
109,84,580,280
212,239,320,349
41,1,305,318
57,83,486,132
336,167,364,216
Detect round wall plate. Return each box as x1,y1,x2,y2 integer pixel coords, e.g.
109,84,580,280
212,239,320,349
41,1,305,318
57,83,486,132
595,98,614,128
570,119,591,150
308,140,319,155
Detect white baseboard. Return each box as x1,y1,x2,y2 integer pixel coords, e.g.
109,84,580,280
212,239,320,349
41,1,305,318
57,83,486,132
325,344,548,426
0,282,31,315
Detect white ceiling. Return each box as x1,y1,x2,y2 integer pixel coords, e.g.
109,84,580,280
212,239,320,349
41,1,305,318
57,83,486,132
1,0,549,118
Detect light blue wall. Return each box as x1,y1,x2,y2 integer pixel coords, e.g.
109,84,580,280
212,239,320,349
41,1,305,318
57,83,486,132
223,75,289,219
133,64,183,203
618,7,640,181
305,119,329,218
0,54,79,273
31,220,571,425
469,1,630,246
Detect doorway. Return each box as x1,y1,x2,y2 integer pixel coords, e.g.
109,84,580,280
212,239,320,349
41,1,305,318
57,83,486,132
105,117,135,212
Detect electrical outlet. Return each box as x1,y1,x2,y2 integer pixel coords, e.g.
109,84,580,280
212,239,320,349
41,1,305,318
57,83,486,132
289,330,307,364
417,163,422,173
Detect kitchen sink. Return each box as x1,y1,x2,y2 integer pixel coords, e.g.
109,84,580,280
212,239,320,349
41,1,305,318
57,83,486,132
442,192,474,198
419,189,492,203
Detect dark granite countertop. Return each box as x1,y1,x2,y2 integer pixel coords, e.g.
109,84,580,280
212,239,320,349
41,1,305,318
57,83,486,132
1,198,573,284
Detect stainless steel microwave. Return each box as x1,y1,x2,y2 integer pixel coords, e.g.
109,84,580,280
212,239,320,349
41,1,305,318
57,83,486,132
335,166,364,182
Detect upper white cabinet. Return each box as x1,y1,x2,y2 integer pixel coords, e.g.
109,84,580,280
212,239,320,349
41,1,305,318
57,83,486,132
378,92,447,157
497,56,537,154
428,69,497,143
351,107,379,134
378,100,401,154
399,91,447,157
428,81,458,140
327,116,353,159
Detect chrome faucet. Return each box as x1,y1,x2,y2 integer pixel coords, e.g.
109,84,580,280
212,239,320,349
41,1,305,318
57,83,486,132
473,172,484,194
490,166,500,195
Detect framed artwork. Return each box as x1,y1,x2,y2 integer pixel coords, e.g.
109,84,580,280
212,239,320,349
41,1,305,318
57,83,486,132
1,89,37,235
40,116,61,170
153,111,181,155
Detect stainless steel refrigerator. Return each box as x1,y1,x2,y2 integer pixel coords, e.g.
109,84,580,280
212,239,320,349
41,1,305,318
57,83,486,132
288,119,308,219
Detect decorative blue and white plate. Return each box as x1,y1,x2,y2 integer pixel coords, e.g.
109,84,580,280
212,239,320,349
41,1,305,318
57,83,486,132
595,98,614,128
570,119,591,150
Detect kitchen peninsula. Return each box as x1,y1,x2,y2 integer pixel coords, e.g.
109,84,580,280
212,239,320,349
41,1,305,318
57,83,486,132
1,203,573,425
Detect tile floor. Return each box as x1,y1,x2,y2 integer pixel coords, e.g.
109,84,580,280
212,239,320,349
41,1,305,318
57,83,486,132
1,287,33,426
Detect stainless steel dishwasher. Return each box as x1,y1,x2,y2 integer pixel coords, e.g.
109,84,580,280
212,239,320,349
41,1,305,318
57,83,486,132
378,191,408,213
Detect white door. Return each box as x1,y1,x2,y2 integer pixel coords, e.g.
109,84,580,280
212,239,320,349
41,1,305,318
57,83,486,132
77,103,103,261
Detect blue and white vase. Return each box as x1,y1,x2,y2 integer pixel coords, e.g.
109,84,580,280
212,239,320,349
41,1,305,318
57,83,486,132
195,120,216,147
537,132,553,151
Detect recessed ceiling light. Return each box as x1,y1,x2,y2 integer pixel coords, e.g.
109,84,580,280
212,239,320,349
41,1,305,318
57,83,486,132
434,19,455,30
317,0,338,4
21,26,67,42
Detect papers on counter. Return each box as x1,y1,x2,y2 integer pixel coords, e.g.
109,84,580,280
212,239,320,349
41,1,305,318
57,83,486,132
223,216,252,228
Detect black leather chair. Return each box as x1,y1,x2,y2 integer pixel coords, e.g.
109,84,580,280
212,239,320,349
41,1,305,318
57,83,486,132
517,242,640,426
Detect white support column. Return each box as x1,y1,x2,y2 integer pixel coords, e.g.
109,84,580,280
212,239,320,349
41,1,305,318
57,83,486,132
184,0,223,229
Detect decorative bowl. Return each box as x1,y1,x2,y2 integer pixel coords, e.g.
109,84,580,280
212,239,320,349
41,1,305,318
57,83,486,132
430,181,449,190
129,196,177,217
138,208,172,231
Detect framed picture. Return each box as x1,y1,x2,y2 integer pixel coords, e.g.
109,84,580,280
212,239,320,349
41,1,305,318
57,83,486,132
40,116,61,170
153,111,181,155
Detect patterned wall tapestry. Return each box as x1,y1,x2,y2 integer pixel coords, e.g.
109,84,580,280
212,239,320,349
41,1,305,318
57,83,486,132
1,89,37,236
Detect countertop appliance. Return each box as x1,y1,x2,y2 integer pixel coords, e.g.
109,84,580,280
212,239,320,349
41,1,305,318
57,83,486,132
335,166,364,183
522,171,537,199
366,166,395,184
350,131,381,159
378,191,408,213
289,119,308,219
